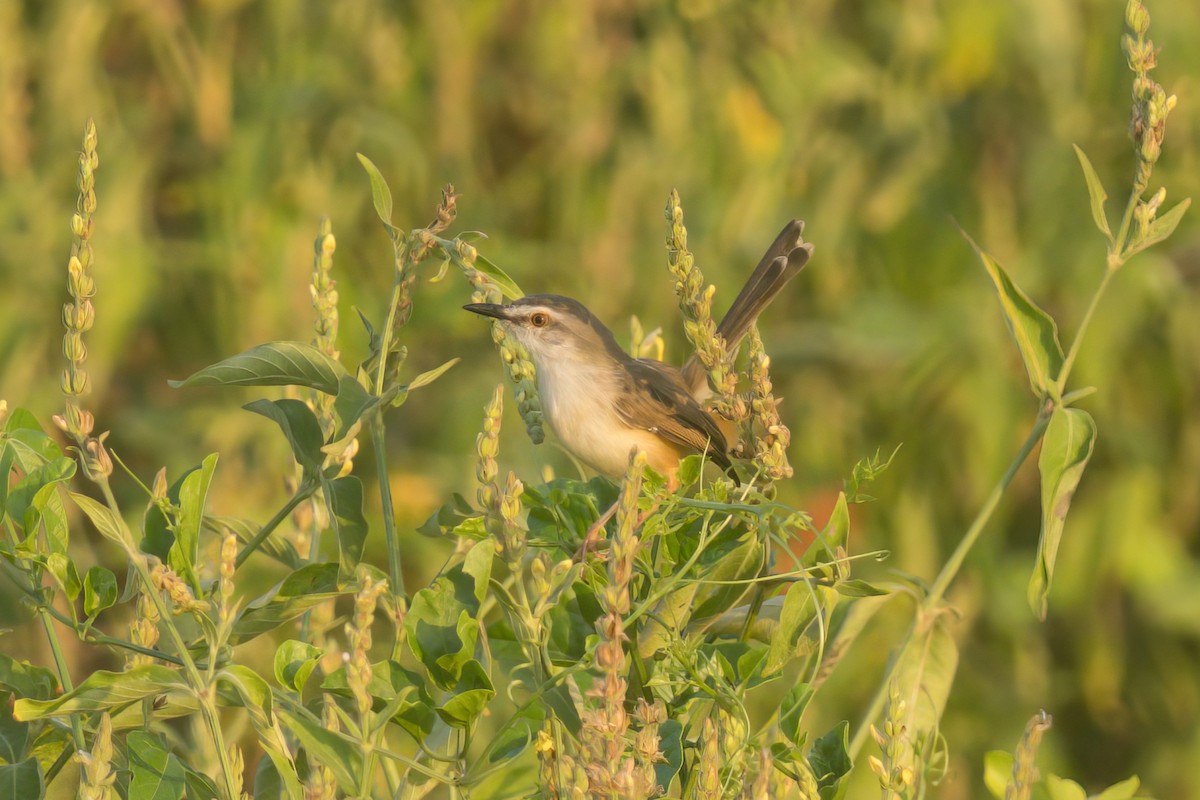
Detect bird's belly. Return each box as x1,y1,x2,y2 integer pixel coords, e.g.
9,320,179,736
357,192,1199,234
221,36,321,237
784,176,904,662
539,363,678,478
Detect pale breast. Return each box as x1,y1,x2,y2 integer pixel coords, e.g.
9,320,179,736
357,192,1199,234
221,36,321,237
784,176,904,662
538,357,679,477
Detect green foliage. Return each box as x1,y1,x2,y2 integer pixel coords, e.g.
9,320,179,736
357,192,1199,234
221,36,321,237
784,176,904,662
0,0,1195,797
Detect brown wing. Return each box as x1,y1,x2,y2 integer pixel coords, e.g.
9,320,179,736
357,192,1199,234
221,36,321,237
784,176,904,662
615,359,732,470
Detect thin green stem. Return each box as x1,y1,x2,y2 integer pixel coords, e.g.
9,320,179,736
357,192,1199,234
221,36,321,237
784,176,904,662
36,608,86,752
850,410,1050,760
235,483,315,568
96,480,240,800
1056,261,1118,395
371,419,405,598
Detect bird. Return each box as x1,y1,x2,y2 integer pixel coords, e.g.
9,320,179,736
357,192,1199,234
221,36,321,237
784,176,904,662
464,220,812,479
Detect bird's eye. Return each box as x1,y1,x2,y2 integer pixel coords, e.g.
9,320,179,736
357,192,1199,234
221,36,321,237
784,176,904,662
530,312,550,328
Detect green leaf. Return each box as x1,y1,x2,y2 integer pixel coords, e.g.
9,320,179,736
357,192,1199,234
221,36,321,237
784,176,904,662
962,232,1064,397
435,658,495,728
1092,775,1141,800
654,719,684,793
4,457,74,532
808,721,851,799
356,153,394,226
0,757,43,800
805,492,849,568
763,582,829,676
462,539,494,606
0,691,29,764
274,640,323,693
1031,407,1097,620
330,374,377,445
276,702,362,795
405,566,484,689
83,566,118,616
417,494,480,539
835,579,888,597
170,341,346,394
1128,197,1191,257
779,683,814,747
47,553,82,604
691,536,764,622
1072,145,1112,240
0,654,58,700
232,563,343,645
126,731,186,800
13,666,187,720
1043,776,1089,800
405,358,460,392
471,253,523,300
171,453,218,593
324,476,368,573
245,399,326,476
982,750,1014,799
218,667,304,800
892,612,959,737
68,492,130,550
321,660,436,743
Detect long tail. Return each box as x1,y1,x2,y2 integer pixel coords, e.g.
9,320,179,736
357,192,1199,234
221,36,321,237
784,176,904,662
682,219,813,396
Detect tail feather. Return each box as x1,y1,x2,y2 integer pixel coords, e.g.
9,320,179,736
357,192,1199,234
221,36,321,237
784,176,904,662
682,219,812,396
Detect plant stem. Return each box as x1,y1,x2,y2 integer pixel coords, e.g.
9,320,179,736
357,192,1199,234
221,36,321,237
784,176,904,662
235,483,315,568
850,410,1050,759
1055,265,1117,396
97,480,240,800
371,418,405,598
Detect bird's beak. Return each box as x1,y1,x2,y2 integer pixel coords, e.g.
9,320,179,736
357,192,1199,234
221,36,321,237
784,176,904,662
463,302,513,321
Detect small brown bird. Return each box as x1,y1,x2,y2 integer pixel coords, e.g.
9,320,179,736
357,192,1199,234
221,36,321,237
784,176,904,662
465,221,811,478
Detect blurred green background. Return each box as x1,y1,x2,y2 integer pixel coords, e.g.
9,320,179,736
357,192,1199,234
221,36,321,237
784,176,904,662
2,0,1198,796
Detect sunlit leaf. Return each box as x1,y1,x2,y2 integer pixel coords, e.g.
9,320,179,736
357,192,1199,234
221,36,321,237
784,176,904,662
171,453,218,592
1030,407,1096,620
82,566,117,616
14,666,187,720
69,492,129,550
276,702,361,795
170,342,345,395
892,612,959,737
274,640,323,694
0,655,58,700
471,253,523,300
356,153,394,226
962,231,1064,397
435,658,495,728
1127,197,1191,257
126,731,186,800
405,358,460,392
982,750,1014,799
1072,145,1112,241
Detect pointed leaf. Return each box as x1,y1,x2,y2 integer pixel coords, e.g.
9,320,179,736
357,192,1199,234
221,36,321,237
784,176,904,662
69,492,130,550
276,703,362,794
964,233,1064,396
404,358,460,392
1128,197,1191,257
170,342,345,394
763,582,828,677
325,476,368,572
470,253,522,300
1030,407,1096,619
170,453,218,593
0,655,58,700
245,400,325,475
14,666,187,720
1073,145,1112,240
892,613,959,737
356,153,394,226
126,731,186,800
232,563,343,644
